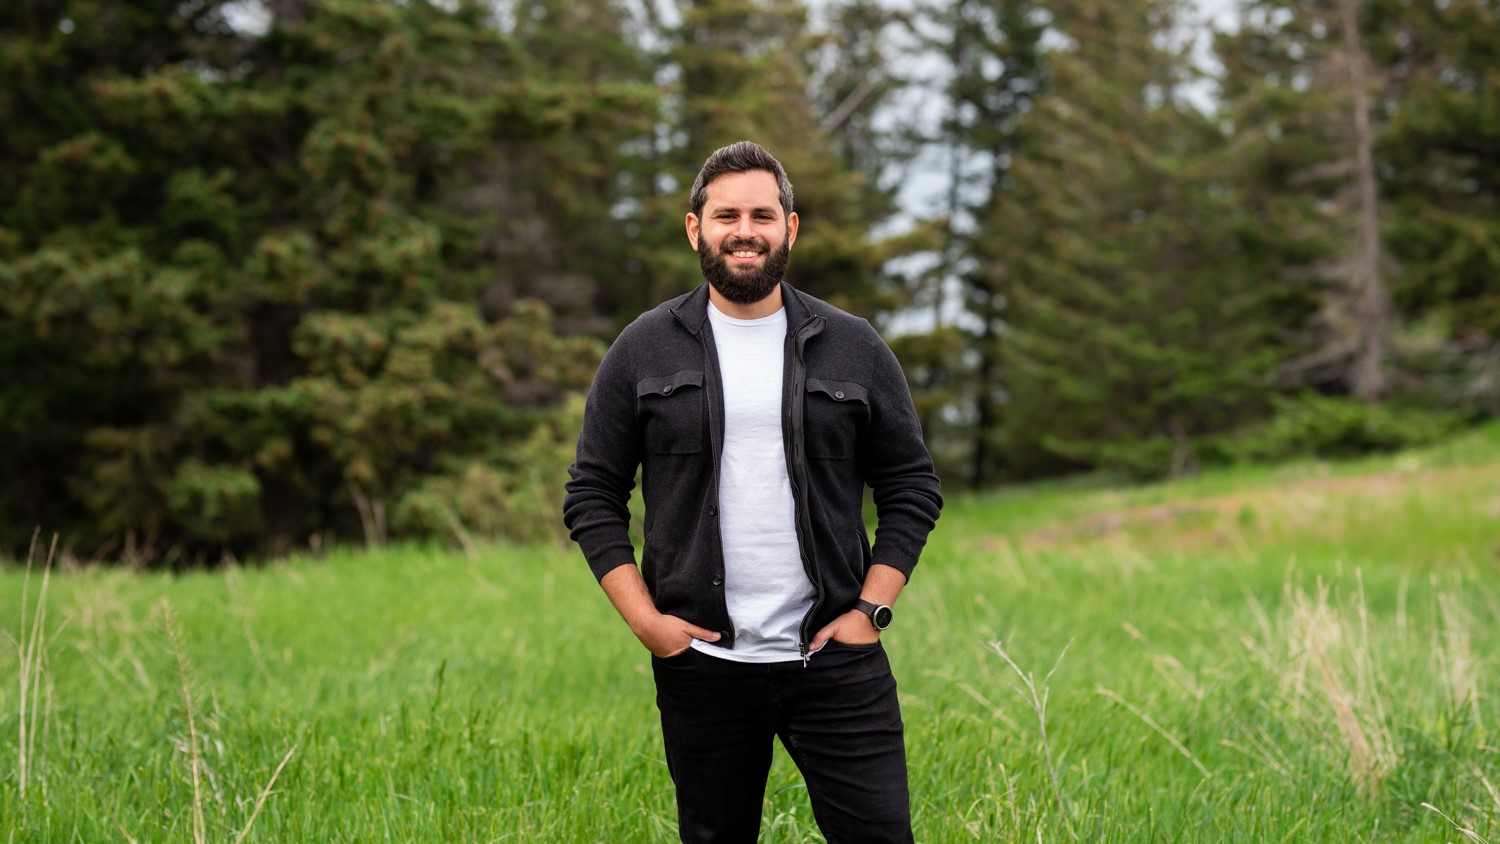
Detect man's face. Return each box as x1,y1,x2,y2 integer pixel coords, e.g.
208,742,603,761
686,170,799,306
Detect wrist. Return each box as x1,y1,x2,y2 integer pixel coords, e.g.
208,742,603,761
627,609,664,638
853,599,893,631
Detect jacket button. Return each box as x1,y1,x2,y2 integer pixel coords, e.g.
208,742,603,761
662,385,673,395
708,504,717,517
711,574,723,586
834,390,845,400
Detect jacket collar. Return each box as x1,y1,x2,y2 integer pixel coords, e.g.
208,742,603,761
670,281,815,335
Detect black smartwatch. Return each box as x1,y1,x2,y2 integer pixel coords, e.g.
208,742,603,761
854,599,893,631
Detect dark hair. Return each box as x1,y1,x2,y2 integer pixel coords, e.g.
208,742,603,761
689,141,795,218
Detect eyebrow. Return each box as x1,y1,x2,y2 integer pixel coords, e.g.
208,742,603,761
710,205,781,216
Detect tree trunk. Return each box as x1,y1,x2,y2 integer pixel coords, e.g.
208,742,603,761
971,287,996,487
1341,0,1394,401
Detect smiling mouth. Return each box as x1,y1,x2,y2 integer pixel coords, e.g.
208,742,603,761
724,238,766,262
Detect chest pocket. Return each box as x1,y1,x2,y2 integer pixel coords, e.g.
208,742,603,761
637,370,706,454
804,378,869,459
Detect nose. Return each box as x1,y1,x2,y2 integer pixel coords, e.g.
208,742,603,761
734,216,756,239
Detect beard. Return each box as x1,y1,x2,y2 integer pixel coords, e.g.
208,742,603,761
698,232,790,306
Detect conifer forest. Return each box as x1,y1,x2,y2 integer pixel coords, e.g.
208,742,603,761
3,0,1496,563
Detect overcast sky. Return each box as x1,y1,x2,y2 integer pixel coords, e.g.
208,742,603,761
880,0,1243,222
870,0,1246,331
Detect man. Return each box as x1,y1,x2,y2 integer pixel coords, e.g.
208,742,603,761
563,141,942,844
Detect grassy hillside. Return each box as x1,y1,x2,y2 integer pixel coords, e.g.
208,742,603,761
3,423,1498,842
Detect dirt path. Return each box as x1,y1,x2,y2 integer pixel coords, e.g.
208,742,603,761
1002,462,1500,553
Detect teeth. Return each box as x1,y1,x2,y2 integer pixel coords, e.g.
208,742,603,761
732,251,759,258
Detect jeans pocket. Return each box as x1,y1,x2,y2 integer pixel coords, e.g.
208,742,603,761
821,638,882,653
652,645,700,666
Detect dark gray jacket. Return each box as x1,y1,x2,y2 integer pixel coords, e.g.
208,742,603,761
563,282,942,658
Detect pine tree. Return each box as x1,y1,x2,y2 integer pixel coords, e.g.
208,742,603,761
920,0,1049,485
500,0,663,332
1374,0,1500,414
628,0,899,316
994,0,1294,477
1217,0,1399,400
0,0,646,559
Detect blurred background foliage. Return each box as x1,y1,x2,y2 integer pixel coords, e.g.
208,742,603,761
0,0,1495,563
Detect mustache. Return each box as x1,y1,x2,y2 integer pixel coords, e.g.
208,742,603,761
721,237,766,252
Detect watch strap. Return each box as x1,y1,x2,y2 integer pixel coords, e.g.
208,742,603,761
854,599,893,630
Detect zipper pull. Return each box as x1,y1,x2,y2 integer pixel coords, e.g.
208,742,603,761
800,644,811,668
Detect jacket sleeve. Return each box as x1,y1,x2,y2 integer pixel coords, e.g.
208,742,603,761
860,325,943,579
563,332,642,582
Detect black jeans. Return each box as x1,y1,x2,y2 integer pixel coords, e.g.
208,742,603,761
651,641,914,844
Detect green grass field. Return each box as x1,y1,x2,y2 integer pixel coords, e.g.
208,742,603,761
4,424,1499,842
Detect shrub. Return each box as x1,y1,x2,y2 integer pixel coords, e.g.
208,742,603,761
1206,393,1463,464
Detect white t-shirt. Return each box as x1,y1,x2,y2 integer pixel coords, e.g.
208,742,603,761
690,301,813,663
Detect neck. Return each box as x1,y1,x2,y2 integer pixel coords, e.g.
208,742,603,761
707,283,783,320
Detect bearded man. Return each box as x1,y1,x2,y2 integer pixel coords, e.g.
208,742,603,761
563,141,943,844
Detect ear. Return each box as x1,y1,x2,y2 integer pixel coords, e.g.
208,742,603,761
685,213,701,251
786,211,799,248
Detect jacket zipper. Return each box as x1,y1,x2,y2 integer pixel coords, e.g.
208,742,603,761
669,307,732,647
678,303,826,665
786,313,826,666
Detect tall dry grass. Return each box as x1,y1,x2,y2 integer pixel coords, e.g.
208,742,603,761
157,598,296,844
161,599,208,844
1248,570,1491,801
10,574,296,841
12,531,56,806
1288,577,1397,797
989,639,1076,840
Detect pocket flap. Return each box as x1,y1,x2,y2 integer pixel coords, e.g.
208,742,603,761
806,378,867,404
637,369,704,398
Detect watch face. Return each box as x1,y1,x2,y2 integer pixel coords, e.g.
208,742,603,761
872,605,893,630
